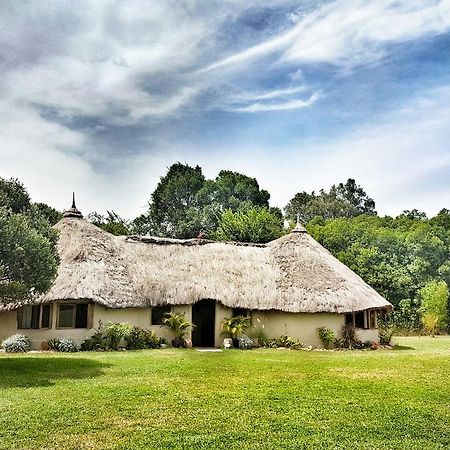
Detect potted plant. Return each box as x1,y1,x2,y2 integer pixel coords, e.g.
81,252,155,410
162,312,193,348
221,315,251,348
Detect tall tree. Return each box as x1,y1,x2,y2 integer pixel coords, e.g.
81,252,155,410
285,178,376,223
0,178,59,305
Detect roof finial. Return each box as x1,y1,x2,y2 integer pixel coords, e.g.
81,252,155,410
64,192,83,219
292,212,307,233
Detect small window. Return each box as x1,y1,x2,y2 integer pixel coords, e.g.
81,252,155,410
58,304,89,328
232,308,250,318
369,310,377,329
41,304,52,328
345,313,353,325
354,312,365,328
151,305,171,325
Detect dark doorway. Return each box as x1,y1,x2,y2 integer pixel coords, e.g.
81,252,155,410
191,299,216,347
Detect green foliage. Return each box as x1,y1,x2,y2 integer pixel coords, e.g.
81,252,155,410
285,178,376,223
34,203,63,225
221,315,251,339
162,312,193,340
260,335,303,350
419,280,449,333
307,213,450,307
337,325,360,349
56,338,78,353
317,327,335,349
104,322,132,350
47,338,61,351
87,211,130,236
134,164,275,239
237,335,253,349
126,327,160,350
1,334,32,353
215,207,284,243
0,178,59,304
378,325,394,345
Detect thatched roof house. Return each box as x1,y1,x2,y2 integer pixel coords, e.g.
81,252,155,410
0,200,391,348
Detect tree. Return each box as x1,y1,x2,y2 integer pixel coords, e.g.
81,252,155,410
0,178,59,305
419,280,449,334
215,207,284,243
135,164,275,239
285,178,376,223
135,163,206,238
34,202,63,226
88,211,130,236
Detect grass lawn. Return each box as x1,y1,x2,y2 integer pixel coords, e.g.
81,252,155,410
0,336,449,450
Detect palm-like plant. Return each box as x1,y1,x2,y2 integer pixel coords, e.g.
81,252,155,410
162,312,193,341
221,315,251,340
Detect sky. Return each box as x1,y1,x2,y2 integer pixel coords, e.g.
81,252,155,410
1,0,450,219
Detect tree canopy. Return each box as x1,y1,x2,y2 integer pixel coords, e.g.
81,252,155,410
285,178,376,223
0,178,59,304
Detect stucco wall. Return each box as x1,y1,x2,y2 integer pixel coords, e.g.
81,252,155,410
0,302,379,349
0,303,191,349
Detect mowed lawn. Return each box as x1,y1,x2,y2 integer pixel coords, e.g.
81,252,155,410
0,337,449,450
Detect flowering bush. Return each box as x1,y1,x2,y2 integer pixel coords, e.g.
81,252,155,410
238,335,253,349
2,334,32,353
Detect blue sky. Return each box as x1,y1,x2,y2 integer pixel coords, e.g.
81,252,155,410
0,0,449,218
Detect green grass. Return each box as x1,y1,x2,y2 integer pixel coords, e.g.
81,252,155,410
0,336,449,450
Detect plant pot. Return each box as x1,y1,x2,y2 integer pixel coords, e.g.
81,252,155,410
172,338,185,348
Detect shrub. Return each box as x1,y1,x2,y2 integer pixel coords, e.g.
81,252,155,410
221,315,251,340
238,335,253,349
419,280,449,333
47,338,61,351
56,338,78,353
317,327,335,349
378,324,394,345
1,334,32,353
260,335,303,350
126,327,160,350
104,322,132,350
162,313,193,340
339,325,361,349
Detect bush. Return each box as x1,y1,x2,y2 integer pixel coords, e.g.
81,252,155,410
317,327,335,349
419,280,449,334
47,338,61,351
261,335,303,350
238,335,253,349
337,325,361,349
378,324,394,345
104,322,132,350
56,338,78,353
1,334,32,353
126,327,160,350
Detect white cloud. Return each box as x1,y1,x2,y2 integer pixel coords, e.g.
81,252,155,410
203,0,450,73
230,91,320,112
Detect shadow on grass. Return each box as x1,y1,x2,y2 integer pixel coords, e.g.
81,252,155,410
0,356,110,388
392,345,415,351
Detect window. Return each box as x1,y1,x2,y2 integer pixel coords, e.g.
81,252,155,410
232,308,250,318
354,312,365,328
57,303,89,328
345,313,353,325
17,304,52,329
151,305,171,325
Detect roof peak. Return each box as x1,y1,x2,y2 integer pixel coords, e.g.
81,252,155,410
291,214,307,233
63,192,83,219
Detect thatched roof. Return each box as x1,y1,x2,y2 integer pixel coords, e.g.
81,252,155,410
25,216,391,314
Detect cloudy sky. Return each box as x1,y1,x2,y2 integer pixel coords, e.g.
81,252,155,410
1,0,449,219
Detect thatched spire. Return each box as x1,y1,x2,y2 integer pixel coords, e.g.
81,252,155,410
292,213,307,233
63,192,83,218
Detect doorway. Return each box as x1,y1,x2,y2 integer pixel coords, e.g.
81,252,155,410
191,299,216,347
